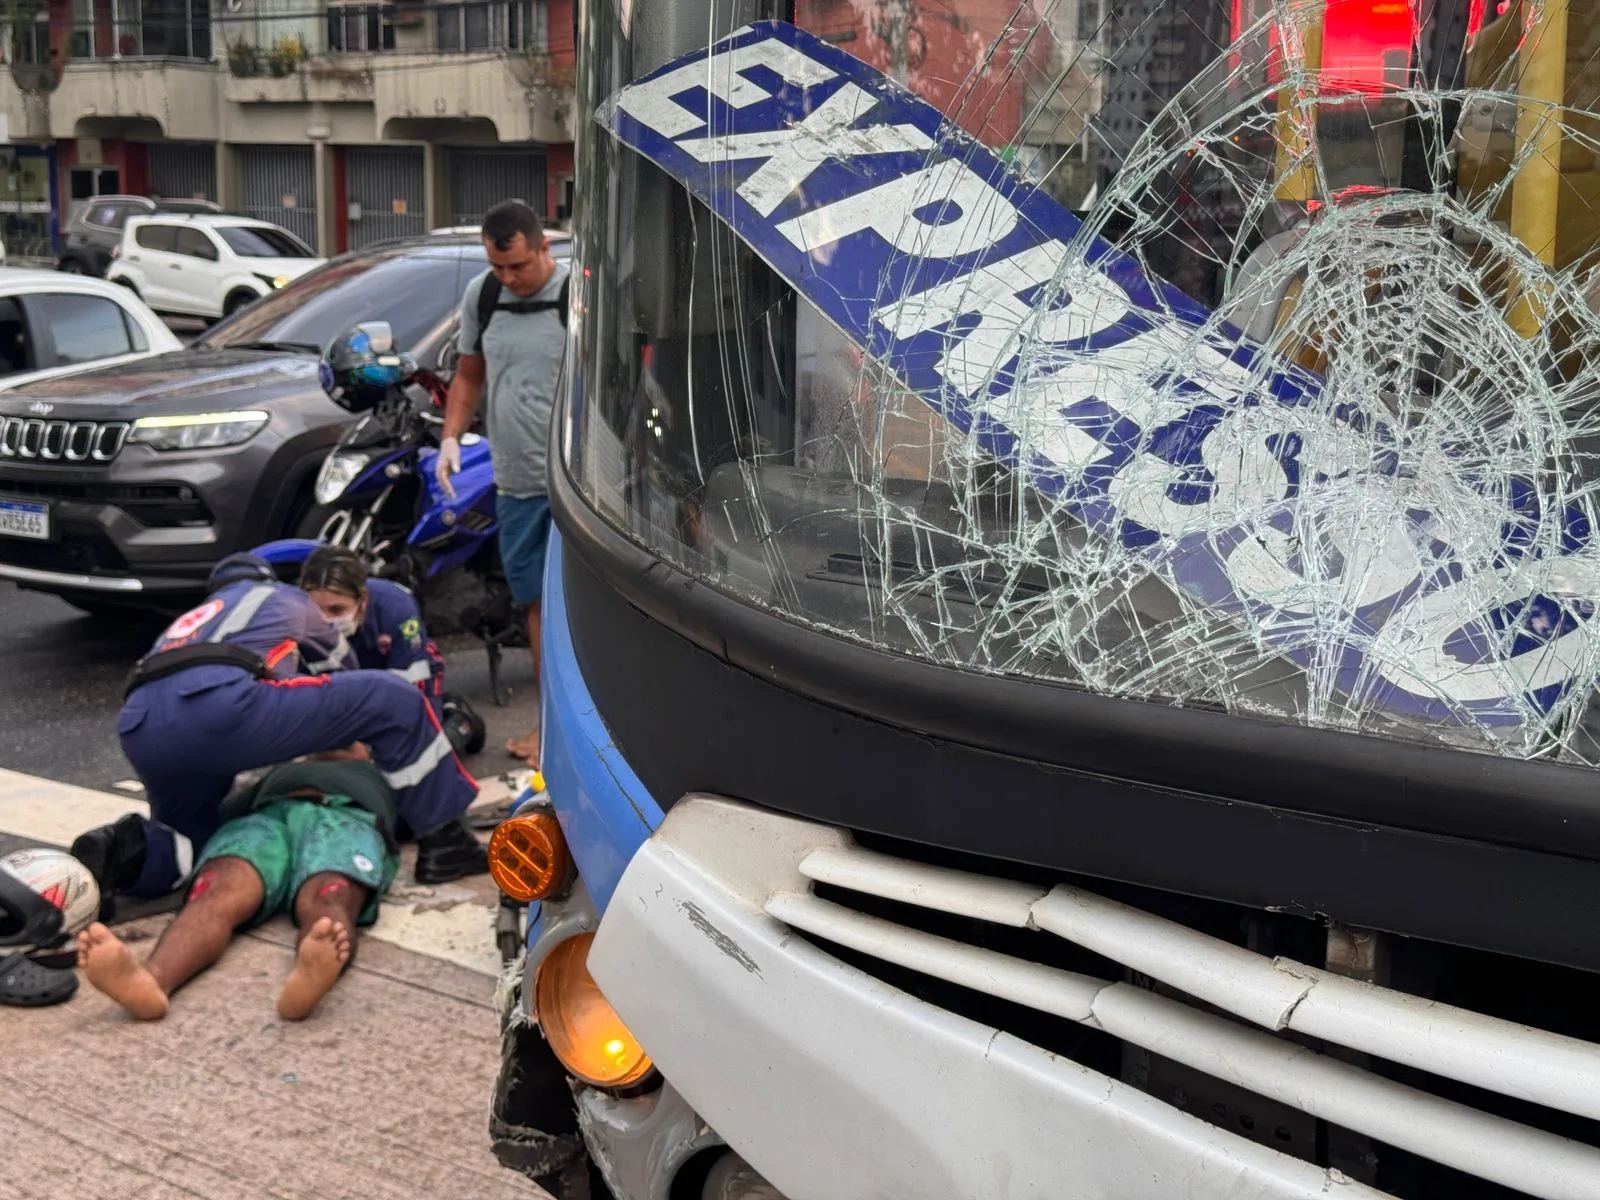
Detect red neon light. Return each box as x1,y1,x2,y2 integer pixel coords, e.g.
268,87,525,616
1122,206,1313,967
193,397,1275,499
1322,0,1416,94
1466,0,1487,38
1232,0,1418,96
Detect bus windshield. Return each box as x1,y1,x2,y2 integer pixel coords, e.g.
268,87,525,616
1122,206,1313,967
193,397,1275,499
570,2,1600,770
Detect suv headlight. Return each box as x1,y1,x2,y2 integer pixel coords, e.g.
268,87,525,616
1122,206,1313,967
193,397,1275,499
315,451,373,505
128,411,269,451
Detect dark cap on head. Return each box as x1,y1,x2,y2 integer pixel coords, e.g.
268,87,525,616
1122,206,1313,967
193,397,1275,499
208,552,275,592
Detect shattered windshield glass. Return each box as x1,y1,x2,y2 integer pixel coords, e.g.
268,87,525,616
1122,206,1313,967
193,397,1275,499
571,0,1600,767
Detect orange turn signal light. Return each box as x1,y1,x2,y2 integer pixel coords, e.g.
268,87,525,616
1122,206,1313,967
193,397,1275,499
488,810,572,903
535,933,654,1088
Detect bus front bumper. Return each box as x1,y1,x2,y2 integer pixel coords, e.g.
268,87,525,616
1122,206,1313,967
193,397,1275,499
586,796,1385,1200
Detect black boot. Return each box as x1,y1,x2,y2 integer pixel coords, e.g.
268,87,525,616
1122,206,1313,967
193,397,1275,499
415,817,489,884
69,813,148,916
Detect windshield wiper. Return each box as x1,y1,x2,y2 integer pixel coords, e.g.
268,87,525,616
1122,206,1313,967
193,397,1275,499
217,340,322,354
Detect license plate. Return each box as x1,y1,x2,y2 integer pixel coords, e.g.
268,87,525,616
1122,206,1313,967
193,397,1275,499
0,498,49,541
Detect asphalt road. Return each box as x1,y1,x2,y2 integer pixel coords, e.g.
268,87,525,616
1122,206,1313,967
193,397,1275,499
0,579,542,792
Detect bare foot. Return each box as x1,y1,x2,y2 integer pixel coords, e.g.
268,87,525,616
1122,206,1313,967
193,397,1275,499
505,728,539,765
277,916,351,1021
77,922,168,1020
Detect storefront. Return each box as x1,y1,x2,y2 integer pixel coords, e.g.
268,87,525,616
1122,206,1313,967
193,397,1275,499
0,145,58,260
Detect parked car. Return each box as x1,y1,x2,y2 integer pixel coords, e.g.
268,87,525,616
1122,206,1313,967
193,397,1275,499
0,232,569,615
0,268,180,391
108,214,324,321
57,195,223,278
431,226,573,256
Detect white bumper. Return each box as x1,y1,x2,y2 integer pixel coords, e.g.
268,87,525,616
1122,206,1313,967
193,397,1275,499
587,798,1387,1200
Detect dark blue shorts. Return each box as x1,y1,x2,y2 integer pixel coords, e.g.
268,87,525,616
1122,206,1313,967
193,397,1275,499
497,492,553,606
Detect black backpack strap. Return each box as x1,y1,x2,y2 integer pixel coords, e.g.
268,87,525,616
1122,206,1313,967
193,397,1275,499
472,270,571,346
124,642,272,700
468,273,502,355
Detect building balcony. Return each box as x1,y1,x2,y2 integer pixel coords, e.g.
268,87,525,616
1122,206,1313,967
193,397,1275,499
374,49,571,144
51,58,219,139
225,0,572,141
223,59,375,105
0,54,218,142
0,0,573,146
0,62,48,141
3,0,218,140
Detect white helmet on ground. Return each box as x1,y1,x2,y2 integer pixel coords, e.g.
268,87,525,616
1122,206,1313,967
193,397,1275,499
0,847,100,954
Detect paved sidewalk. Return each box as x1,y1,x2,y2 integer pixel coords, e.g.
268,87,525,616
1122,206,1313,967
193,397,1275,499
0,770,548,1200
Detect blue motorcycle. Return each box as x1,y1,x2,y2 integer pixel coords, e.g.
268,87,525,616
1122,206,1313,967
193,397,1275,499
255,321,526,712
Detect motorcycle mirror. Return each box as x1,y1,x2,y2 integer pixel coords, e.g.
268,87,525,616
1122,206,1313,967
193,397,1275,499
356,321,395,354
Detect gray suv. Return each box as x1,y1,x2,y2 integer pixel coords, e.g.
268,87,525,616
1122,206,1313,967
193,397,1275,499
0,234,503,615
58,195,223,278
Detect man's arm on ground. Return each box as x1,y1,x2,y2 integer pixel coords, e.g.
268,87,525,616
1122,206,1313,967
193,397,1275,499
442,354,486,443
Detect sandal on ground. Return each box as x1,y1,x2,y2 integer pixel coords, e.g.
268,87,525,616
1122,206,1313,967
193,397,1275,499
0,950,77,1007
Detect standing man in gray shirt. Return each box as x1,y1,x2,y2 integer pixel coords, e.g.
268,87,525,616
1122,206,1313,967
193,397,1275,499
436,200,570,764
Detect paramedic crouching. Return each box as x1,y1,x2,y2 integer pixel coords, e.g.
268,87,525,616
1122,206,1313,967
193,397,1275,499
435,199,570,765
70,553,487,902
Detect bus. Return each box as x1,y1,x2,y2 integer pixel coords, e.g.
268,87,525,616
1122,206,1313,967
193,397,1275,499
487,2,1600,1197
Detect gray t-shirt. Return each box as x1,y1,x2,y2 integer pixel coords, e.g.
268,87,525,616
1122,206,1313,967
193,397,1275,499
457,262,569,498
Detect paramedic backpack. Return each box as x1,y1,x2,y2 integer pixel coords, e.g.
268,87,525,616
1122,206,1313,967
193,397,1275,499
468,271,570,354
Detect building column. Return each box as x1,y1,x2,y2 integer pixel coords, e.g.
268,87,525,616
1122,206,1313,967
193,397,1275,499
422,142,439,231
426,142,452,230
312,138,335,257
216,142,241,213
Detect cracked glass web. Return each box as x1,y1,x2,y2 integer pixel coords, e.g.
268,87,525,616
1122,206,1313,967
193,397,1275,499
574,0,1600,768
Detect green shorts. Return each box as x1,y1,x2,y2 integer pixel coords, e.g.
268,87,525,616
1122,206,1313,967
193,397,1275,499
196,796,397,928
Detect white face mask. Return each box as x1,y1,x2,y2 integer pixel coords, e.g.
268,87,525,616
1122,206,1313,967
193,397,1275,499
333,613,360,637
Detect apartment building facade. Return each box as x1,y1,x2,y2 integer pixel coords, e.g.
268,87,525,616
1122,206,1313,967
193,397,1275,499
0,0,575,259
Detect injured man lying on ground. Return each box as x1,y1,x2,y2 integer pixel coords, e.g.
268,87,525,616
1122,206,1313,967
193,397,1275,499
77,753,397,1022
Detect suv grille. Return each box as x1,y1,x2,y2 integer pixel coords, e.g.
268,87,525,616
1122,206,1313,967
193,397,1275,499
0,417,130,463
0,479,211,527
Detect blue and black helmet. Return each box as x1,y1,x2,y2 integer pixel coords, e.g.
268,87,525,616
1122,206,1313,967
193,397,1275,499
320,322,417,413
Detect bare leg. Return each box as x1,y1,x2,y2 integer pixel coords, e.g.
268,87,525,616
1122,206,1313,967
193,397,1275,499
277,872,367,1021
506,601,543,764
78,857,263,1020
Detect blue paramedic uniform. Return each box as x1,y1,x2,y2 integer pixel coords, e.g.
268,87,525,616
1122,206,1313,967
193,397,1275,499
118,556,478,897
351,578,446,708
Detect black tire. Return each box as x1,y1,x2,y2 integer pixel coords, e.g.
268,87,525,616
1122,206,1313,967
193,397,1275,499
64,597,137,621
61,597,171,633
57,258,82,274
290,494,335,540
223,289,259,317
